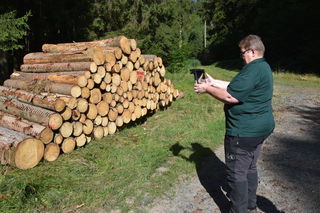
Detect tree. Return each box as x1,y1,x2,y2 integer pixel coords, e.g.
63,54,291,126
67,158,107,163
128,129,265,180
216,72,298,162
0,10,31,51
0,10,31,84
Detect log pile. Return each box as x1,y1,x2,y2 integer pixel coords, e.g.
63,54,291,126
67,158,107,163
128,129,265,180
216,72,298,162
0,36,180,170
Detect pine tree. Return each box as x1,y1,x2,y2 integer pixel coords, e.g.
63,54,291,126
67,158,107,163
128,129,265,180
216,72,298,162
0,10,31,51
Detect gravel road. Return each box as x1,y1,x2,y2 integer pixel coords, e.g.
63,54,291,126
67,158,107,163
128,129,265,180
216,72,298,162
144,86,320,213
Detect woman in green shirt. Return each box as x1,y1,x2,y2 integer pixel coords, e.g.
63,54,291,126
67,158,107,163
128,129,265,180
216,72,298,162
194,35,275,213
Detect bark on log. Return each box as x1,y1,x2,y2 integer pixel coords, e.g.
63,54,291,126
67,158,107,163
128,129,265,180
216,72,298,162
11,71,85,85
4,79,74,96
0,86,61,111
42,36,131,55
0,126,44,169
20,62,91,73
0,111,53,144
23,51,93,64
0,96,55,126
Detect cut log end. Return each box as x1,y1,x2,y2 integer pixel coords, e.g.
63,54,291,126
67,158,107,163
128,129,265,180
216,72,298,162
44,143,60,162
39,127,54,144
14,138,45,170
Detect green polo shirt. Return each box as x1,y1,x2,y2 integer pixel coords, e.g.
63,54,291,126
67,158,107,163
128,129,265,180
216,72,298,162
224,58,275,137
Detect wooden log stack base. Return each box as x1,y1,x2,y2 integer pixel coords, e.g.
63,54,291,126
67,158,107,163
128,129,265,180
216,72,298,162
0,35,181,169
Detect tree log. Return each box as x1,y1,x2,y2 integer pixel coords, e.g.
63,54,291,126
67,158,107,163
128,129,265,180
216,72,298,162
4,79,74,96
89,88,102,104
54,134,63,145
82,119,93,135
0,96,55,126
48,113,63,130
0,126,44,169
42,36,131,55
11,71,86,85
87,104,98,120
107,122,117,135
73,121,83,137
61,137,75,153
23,51,93,64
44,143,60,162
75,134,86,147
0,111,53,144
59,122,73,138
97,101,109,116
20,62,91,73
93,126,104,140
0,86,61,111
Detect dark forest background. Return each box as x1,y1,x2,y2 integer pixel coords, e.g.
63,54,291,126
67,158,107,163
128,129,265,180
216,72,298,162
1,0,319,81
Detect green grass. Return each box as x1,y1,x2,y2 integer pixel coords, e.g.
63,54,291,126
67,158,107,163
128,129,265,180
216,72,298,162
1,62,319,213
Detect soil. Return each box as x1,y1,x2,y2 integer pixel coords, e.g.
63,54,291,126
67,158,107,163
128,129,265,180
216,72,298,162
143,85,320,213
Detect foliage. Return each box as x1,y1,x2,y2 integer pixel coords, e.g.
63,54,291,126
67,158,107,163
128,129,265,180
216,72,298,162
90,0,204,70
0,10,31,51
0,0,319,75
200,0,319,73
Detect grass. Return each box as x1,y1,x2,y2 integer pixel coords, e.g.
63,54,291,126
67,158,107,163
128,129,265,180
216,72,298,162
0,62,319,213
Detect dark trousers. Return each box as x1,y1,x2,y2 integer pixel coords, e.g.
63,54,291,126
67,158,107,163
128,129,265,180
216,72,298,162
224,135,267,213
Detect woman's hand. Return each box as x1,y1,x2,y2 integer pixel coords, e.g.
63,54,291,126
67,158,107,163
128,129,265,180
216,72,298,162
194,82,210,93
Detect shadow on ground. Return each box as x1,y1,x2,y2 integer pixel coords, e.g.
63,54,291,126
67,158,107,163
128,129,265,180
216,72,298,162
170,142,284,213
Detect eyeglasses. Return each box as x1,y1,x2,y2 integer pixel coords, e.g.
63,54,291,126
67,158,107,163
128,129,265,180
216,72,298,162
240,49,252,57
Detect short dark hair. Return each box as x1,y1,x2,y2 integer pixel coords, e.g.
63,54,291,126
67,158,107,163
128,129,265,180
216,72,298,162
239,35,265,56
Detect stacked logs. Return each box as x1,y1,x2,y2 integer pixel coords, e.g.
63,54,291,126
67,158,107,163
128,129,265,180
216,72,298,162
0,36,180,170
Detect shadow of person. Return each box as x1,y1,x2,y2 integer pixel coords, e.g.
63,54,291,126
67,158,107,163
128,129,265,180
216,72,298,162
257,195,285,213
170,142,230,213
170,142,284,213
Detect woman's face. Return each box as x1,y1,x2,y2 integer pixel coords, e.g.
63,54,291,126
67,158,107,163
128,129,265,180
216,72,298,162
240,48,254,64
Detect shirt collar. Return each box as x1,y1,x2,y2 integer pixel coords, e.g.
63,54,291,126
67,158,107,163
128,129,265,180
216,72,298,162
248,58,265,65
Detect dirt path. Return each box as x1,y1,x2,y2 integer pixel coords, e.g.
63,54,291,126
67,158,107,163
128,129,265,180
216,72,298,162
144,86,320,213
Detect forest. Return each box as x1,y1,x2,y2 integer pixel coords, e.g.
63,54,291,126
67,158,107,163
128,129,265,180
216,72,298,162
0,0,319,81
